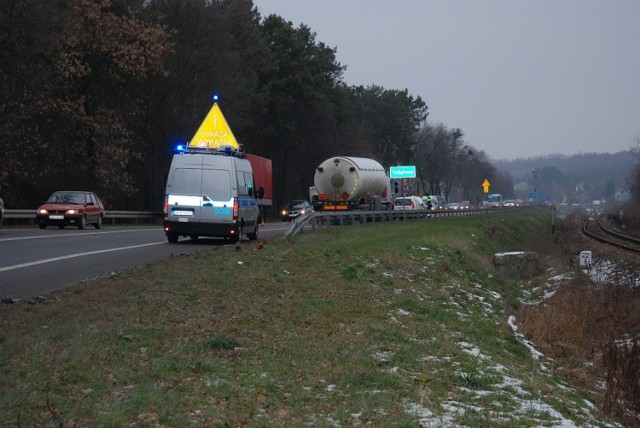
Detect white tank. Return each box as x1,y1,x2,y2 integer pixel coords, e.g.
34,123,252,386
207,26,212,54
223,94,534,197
313,156,389,202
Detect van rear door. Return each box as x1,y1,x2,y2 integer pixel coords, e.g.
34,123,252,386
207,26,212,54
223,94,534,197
167,167,204,223
167,168,233,224
199,168,234,224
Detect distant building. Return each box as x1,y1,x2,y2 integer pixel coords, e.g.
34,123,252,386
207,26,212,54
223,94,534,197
513,181,529,199
614,189,630,203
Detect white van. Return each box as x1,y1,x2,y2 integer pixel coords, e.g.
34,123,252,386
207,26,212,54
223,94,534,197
163,151,260,243
393,196,424,211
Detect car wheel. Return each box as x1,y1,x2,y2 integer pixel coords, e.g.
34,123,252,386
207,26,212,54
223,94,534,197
58,225,65,229
39,223,47,229
190,235,199,240
94,215,102,229
78,215,86,229
167,233,179,243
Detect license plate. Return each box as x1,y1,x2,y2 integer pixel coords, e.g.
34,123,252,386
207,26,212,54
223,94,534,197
178,218,189,223
49,215,64,220
172,210,193,216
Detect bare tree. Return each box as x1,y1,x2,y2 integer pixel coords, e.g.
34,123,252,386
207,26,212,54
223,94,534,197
412,123,451,197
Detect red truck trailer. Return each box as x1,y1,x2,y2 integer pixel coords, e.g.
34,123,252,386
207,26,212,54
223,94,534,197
245,153,273,215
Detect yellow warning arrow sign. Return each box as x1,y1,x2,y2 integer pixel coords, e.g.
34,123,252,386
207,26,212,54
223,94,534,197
482,178,491,193
187,103,239,150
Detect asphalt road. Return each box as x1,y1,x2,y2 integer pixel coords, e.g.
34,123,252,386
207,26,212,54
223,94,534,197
0,223,291,299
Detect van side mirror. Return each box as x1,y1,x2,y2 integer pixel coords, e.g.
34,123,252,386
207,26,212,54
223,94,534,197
256,187,265,199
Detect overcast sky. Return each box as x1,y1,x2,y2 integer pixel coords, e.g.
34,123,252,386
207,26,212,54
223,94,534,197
252,1,640,160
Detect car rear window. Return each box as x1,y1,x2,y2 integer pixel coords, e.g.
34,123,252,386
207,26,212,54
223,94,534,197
395,198,412,206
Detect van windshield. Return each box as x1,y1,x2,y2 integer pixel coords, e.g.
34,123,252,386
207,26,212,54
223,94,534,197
172,168,231,200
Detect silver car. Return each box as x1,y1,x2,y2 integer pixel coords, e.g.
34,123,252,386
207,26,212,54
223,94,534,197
281,200,313,221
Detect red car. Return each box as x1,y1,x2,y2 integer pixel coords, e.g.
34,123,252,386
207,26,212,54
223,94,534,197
36,191,105,229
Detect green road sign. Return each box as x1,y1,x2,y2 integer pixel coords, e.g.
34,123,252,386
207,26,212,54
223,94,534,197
390,165,416,179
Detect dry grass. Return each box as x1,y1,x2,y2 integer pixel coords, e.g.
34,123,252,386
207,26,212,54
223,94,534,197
517,213,640,426
519,280,640,357
604,335,640,427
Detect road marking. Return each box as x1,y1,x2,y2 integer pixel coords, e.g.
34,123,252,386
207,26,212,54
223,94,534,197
0,241,166,272
0,228,160,242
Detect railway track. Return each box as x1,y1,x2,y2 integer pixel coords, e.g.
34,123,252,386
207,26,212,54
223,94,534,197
582,217,640,253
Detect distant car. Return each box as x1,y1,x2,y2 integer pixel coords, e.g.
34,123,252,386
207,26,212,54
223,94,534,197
36,191,105,229
393,196,424,211
0,195,4,228
446,202,461,210
281,200,313,221
503,199,518,207
460,200,471,209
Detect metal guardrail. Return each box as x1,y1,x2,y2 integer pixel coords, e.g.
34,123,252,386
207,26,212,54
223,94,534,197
4,206,520,232
315,207,500,225
283,207,515,239
4,209,39,219
4,209,162,225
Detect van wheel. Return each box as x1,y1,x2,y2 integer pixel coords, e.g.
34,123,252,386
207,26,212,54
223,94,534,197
228,233,240,244
167,233,178,243
248,223,259,241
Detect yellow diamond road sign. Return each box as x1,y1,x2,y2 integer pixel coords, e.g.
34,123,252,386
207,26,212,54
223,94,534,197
187,103,239,150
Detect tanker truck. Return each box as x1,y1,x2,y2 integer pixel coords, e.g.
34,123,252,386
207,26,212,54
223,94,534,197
313,156,393,211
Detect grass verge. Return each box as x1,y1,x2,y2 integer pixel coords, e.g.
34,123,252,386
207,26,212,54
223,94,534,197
0,208,618,426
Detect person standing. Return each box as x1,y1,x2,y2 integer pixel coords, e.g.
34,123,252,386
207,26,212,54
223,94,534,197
425,193,433,218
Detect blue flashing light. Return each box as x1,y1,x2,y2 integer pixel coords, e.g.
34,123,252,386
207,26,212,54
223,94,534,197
212,93,220,102
174,143,188,154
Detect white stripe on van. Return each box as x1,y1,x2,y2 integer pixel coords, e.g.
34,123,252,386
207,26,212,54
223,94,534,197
168,195,202,206
167,195,235,207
